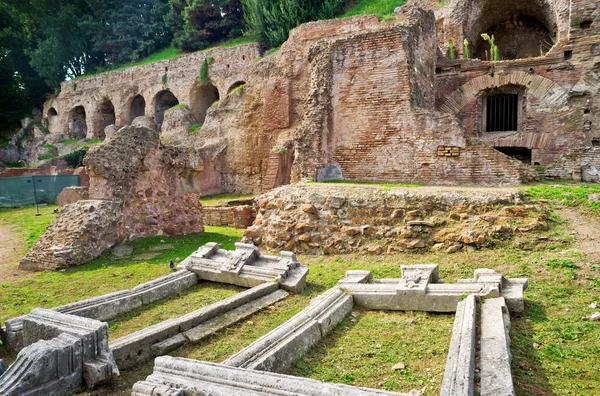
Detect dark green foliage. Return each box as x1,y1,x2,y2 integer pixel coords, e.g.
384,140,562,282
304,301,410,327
167,0,244,52
243,0,346,47
199,59,209,83
61,146,90,168
97,0,172,65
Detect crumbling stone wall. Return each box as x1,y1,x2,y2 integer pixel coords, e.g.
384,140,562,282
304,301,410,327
38,1,600,193
20,124,204,270
243,184,550,255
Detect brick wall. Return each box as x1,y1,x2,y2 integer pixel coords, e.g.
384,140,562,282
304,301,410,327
203,205,256,228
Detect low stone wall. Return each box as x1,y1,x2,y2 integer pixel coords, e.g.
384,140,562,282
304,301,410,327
57,186,89,206
242,184,551,255
203,205,256,228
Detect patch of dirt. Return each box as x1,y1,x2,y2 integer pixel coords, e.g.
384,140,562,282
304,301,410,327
555,207,600,264
0,224,28,283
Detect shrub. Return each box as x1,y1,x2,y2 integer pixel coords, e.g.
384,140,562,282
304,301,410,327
189,124,202,135
61,146,90,168
243,0,346,48
199,59,209,83
42,144,57,150
463,39,470,59
448,39,455,60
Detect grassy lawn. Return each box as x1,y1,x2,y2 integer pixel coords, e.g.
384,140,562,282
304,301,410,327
0,205,59,249
341,0,407,19
200,193,257,206
525,183,600,217
1,200,599,395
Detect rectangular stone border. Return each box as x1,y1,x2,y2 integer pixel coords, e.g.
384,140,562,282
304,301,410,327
134,265,522,396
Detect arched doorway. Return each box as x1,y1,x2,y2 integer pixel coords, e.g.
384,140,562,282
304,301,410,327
97,99,116,140
469,0,557,60
47,108,60,134
129,94,146,124
227,81,246,95
189,83,219,125
153,90,179,129
68,106,87,140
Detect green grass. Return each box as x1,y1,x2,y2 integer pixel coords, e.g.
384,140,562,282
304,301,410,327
0,205,59,249
42,144,57,150
0,225,243,320
188,124,202,135
525,183,600,217
200,193,257,206
77,35,257,79
1,205,600,395
60,139,81,145
340,0,407,19
37,154,58,161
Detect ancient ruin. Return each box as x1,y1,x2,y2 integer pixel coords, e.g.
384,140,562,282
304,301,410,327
1,0,598,394
21,0,597,191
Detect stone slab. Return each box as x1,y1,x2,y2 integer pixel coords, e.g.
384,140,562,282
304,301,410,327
223,287,353,373
110,282,282,369
480,297,515,396
132,357,420,396
185,243,309,293
441,295,477,396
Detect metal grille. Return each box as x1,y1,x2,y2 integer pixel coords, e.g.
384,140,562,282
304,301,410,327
486,94,518,132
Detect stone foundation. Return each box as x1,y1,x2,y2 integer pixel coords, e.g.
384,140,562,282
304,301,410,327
203,205,256,228
243,184,551,255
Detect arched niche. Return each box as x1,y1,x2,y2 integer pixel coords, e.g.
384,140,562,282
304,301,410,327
128,94,146,124
97,99,116,140
190,83,220,125
68,106,87,140
227,81,246,95
468,0,558,60
47,108,60,134
153,90,179,128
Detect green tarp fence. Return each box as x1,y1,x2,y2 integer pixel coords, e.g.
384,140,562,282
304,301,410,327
0,175,80,208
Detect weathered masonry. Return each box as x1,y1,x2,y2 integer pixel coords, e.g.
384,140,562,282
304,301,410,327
41,0,600,195
133,264,527,396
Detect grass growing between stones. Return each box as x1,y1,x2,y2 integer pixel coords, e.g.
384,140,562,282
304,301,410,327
199,193,257,206
108,281,243,339
0,226,243,320
2,204,600,395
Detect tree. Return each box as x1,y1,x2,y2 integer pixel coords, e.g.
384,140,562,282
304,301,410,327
242,0,346,48
0,1,51,134
167,0,244,52
99,0,172,64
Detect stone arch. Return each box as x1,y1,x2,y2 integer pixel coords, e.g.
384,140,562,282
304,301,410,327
189,82,220,125
68,106,87,140
227,81,246,95
96,98,116,140
47,107,60,134
153,90,179,128
440,72,568,114
128,94,146,124
467,0,559,60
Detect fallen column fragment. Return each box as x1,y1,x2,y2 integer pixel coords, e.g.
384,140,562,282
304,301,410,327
110,282,288,369
340,265,527,313
183,242,309,293
132,357,422,396
0,309,119,395
223,286,352,373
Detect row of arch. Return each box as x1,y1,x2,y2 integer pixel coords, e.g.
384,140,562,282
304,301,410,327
47,80,247,140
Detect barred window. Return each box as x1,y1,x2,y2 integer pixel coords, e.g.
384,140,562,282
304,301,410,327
486,94,518,132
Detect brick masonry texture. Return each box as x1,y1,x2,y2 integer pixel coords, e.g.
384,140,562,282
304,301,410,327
37,0,600,197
